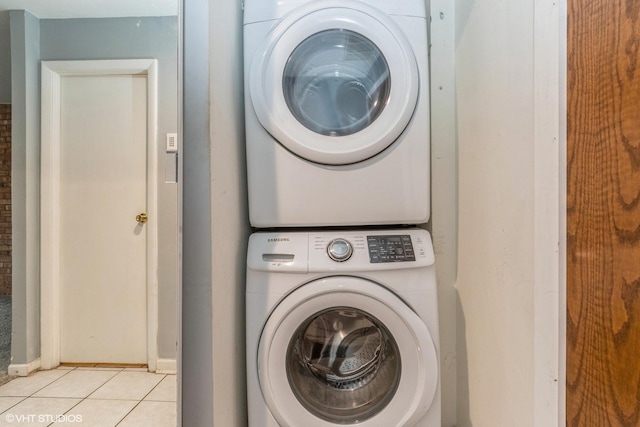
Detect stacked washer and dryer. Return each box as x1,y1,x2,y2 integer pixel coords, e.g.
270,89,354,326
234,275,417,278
243,1,440,426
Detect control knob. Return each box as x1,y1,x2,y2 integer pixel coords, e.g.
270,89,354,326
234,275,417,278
327,238,353,262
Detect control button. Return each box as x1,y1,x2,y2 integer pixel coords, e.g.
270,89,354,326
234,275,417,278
327,238,353,262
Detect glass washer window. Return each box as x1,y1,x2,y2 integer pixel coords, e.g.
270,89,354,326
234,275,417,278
286,307,401,424
283,29,391,137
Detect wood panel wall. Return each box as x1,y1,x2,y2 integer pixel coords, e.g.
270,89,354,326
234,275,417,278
567,0,640,425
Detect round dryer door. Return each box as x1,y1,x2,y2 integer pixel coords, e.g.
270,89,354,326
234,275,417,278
250,1,419,165
258,276,438,427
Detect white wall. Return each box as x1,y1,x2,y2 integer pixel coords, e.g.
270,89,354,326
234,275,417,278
456,0,536,421
453,1,563,426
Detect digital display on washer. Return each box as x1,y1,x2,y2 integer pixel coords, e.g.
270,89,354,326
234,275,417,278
367,235,416,263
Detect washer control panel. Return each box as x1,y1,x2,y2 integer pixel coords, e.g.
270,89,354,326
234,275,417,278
248,229,434,273
367,235,416,263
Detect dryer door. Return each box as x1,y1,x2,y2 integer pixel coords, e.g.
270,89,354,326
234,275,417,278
258,276,438,427
249,1,419,165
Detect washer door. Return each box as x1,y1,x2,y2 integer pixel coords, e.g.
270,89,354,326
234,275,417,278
258,277,438,426
250,1,419,165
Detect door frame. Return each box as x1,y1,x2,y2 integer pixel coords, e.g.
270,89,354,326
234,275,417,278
532,1,567,425
39,59,159,371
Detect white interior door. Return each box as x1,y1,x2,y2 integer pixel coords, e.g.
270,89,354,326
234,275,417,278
58,74,148,364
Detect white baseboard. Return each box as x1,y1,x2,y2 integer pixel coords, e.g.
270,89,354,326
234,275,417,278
155,358,177,374
8,358,41,377
7,357,176,376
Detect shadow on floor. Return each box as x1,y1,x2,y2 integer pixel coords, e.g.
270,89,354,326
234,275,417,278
0,296,12,385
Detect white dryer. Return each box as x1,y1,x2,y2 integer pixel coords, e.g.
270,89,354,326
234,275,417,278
246,229,440,427
244,0,431,227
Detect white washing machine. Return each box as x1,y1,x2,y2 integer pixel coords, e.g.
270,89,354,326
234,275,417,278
246,229,440,426
244,0,431,227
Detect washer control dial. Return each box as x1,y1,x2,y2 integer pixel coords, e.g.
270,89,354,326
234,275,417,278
327,238,353,262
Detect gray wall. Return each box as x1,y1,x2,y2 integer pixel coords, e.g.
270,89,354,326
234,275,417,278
10,14,179,366
0,12,10,104
181,0,250,425
10,9,41,369
209,0,250,425
181,0,213,424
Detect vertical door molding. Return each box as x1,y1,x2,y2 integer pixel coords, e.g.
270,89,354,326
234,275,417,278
40,59,159,371
533,1,567,426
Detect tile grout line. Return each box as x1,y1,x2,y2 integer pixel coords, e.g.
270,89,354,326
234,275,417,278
0,395,29,416
36,367,124,400
114,399,145,426
47,395,86,427
84,369,128,400
0,367,77,404
114,373,169,427
0,368,81,427
30,368,76,398
140,374,167,402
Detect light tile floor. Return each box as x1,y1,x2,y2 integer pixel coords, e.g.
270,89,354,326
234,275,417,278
0,367,176,427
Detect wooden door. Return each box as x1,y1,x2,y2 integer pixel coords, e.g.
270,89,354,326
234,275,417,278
567,0,640,424
58,75,148,364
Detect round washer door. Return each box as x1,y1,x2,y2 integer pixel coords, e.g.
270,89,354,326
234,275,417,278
250,1,419,165
258,276,438,427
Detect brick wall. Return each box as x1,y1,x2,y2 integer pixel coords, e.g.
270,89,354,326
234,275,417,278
0,105,11,296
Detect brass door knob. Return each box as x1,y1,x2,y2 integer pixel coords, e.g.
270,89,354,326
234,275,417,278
136,213,148,224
